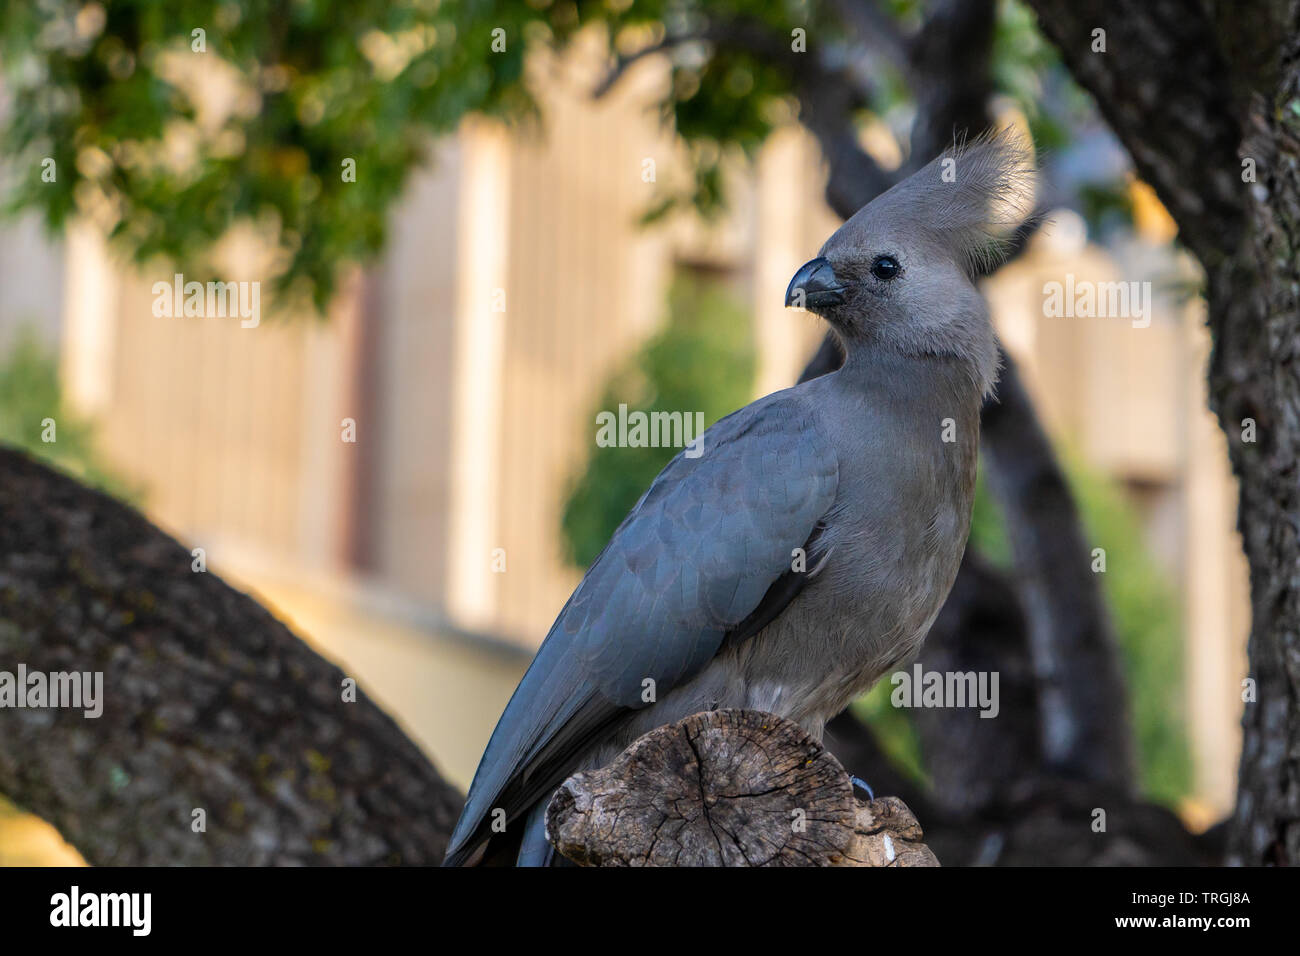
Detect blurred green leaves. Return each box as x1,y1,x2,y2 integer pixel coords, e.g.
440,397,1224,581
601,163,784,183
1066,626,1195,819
0,0,541,310
1066,456,1192,807
0,327,135,499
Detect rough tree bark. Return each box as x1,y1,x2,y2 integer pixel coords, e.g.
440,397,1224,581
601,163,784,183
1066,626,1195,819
1023,0,1300,868
0,447,463,865
544,706,1209,866
545,709,938,867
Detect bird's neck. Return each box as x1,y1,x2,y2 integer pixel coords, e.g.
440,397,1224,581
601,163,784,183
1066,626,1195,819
835,343,990,415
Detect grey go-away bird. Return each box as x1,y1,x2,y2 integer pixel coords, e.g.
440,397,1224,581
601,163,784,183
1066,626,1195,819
444,131,1035,866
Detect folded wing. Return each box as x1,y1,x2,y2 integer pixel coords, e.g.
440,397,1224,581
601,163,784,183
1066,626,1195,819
443,392,838,864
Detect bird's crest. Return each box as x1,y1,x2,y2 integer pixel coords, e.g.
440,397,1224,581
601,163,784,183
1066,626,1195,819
883,128,1036,276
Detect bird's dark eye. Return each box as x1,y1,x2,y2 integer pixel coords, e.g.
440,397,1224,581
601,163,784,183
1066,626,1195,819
870,255,901,281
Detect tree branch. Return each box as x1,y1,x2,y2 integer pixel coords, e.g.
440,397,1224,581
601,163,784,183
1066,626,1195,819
0,446,463,865
981,354,1134,790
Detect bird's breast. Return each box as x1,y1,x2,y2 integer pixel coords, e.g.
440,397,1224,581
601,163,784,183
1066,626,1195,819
734,417,979,729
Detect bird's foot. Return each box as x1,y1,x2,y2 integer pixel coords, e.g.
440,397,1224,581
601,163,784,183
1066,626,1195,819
850,775,876,801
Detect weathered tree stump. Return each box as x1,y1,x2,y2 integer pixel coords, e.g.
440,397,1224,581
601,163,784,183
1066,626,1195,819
545,709,938,866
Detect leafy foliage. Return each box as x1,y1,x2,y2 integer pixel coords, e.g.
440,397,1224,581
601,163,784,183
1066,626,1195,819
0,0,538,309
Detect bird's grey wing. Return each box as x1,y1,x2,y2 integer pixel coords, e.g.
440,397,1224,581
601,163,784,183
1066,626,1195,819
443,393,838,864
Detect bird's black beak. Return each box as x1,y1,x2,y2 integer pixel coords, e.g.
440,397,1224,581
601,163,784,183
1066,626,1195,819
785,257,845,311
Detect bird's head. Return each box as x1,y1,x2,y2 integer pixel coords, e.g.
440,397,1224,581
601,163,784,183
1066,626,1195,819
785,129,1035,397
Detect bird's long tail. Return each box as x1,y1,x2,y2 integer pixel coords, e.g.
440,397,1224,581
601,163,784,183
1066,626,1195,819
516,801,556,866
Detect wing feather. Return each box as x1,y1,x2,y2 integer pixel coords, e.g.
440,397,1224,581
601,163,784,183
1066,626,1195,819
444,392,837,864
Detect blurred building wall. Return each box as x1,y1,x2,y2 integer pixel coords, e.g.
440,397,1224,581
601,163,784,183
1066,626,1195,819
59,227,358,573
0,79,65,350
0,213,63,351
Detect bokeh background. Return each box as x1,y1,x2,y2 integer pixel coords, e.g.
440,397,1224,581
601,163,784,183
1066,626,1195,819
0,1,1248,863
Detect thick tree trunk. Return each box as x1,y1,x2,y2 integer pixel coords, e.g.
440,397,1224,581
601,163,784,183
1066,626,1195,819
0,446,463,865
1025,0,1300,867
1220,35,1300,867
